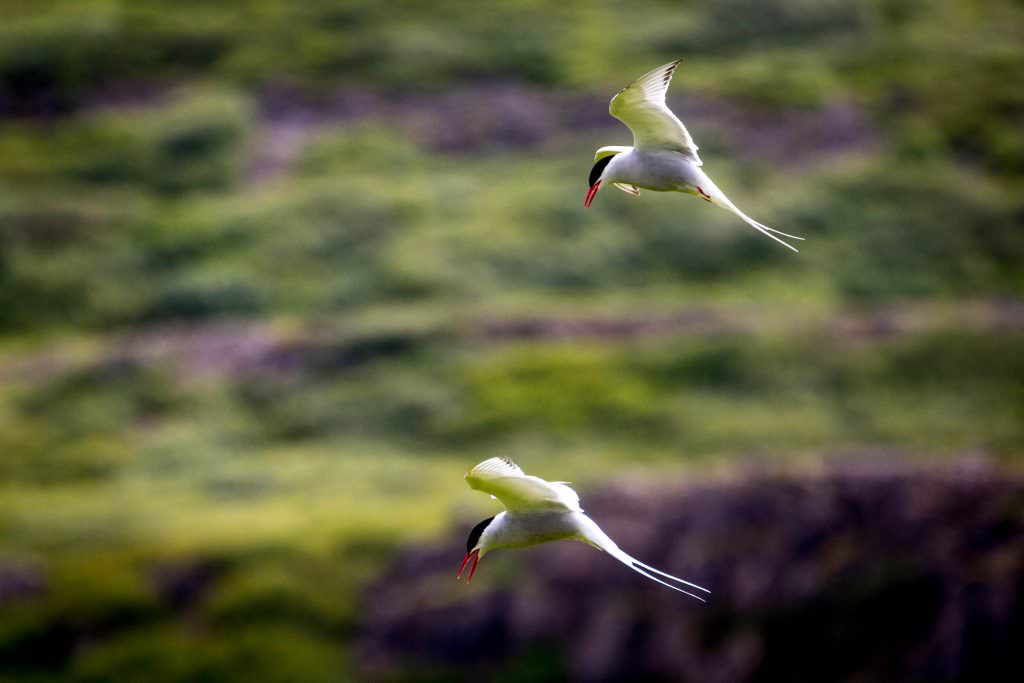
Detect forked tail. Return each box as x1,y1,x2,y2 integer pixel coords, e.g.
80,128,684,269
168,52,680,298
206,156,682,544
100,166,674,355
696,172,804,252
577,514,710,601
608,546,710,601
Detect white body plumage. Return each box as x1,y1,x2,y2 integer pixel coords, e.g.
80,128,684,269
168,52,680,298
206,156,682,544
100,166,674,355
458,457,709,601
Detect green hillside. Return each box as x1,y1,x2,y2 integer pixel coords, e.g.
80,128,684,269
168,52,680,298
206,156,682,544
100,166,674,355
1,1,1022,680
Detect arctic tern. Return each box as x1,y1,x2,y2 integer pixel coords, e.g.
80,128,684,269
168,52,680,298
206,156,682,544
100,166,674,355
585,59,804,252
457,457,709,600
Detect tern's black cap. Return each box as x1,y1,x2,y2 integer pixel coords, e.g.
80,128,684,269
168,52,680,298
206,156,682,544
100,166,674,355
588,155,614,187
466,516,495,553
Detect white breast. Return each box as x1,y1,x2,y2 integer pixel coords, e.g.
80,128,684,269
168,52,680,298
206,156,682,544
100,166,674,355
486,511,582,550
607,150,702,192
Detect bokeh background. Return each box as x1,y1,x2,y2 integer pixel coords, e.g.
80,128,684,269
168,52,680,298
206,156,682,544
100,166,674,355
1,1,1023,681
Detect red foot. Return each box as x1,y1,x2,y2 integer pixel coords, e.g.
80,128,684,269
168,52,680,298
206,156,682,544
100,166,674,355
696,186,712,202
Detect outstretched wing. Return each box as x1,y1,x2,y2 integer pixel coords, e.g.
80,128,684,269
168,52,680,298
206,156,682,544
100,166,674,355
465,457,582,513
609,59,701,164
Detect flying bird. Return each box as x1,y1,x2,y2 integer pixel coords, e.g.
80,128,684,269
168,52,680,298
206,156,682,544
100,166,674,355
585,59,804,252
457,456,709,600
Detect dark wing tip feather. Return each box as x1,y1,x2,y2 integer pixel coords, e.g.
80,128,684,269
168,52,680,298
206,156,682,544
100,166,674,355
663,59,682,87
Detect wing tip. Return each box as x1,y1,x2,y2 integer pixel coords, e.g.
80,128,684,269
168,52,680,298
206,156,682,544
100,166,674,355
467,456,524,480
663,58,683,84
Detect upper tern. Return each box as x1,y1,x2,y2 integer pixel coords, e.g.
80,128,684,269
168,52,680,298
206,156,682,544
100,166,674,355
457,456,709,600
585,59,804,252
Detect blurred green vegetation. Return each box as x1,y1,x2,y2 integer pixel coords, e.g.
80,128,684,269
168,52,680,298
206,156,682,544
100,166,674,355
1,0,1022,681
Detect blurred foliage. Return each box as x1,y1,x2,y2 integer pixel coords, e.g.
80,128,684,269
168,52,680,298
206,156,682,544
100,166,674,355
0,0,1022,681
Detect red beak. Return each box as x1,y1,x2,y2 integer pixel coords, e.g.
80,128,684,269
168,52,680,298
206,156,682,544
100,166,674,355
457,549,481,583
584,180,601,208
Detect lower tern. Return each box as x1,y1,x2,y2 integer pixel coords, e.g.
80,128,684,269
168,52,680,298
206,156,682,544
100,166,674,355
457,457,709,600
585,59,804,252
